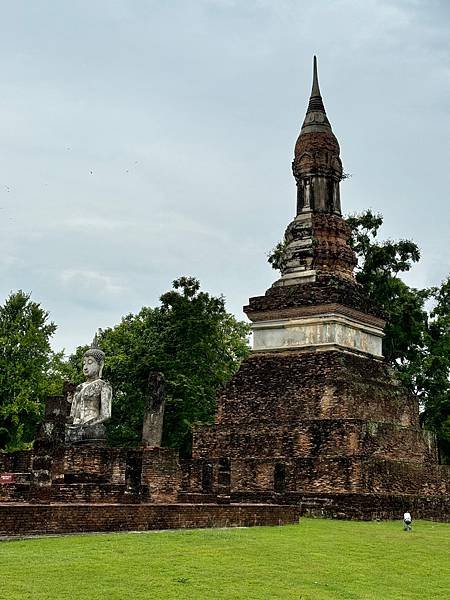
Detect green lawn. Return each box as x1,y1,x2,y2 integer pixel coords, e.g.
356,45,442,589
0,519,449,599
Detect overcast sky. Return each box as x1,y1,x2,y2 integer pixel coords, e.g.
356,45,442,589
0,0,449,354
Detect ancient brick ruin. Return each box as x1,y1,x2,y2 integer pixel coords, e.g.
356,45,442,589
0,393,299,535
186,57,450,518
1,58,449,535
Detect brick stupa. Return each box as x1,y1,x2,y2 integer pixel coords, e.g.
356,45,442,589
190,57,450,517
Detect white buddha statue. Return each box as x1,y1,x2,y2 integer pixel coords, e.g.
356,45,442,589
65,337,112,444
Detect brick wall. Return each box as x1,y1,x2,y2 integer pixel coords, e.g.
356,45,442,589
63,447,130,484
0,451,32,473
212,351,419,428
182,456,450,499
189,348,438,502
194,420,435,464
296,492,450,522
141,448,181,503
0,483,147,504
1,446,185,505
0,503,300,536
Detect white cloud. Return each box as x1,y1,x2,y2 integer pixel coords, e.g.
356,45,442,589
60,269,126,297
66,217,128,232
0,254,24,270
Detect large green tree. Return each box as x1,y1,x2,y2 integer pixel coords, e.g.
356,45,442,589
68,277,250,454
415,278,450,462
345,210,429,365
0,291,65,450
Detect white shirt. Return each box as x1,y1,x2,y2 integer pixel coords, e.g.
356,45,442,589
404,512,412,521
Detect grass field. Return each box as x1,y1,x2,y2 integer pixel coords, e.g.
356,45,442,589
1,518,449,599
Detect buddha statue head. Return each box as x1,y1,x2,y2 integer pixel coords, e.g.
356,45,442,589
83,335,105,380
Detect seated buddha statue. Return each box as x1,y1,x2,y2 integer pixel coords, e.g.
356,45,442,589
65,337,112,444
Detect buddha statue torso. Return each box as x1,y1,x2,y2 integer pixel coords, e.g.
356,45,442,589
70,379,112,426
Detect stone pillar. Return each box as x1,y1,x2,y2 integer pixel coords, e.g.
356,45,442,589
142,372,166,447
30,383,76,487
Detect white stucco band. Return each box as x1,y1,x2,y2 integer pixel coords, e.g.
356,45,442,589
252,313,384,358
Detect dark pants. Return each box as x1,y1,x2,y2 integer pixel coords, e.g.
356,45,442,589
403,520,412,531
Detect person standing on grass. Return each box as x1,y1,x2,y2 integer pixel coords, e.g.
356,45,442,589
403,511,412,531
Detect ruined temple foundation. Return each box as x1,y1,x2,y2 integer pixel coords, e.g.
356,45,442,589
1,58,449,535
0,394,299,536
0,444,299,536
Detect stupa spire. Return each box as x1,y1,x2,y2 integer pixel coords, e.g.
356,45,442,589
301,55,331,134
293,55,342,216
307,55,326,113
311,55,320,95
272,56,357,286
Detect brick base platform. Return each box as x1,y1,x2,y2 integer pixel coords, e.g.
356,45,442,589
0,503,300,537
296,492,450,522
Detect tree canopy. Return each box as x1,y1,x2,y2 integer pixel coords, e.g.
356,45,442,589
346,210,429,365
68,277,250,455
0,291,65,450
414,278,450,461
